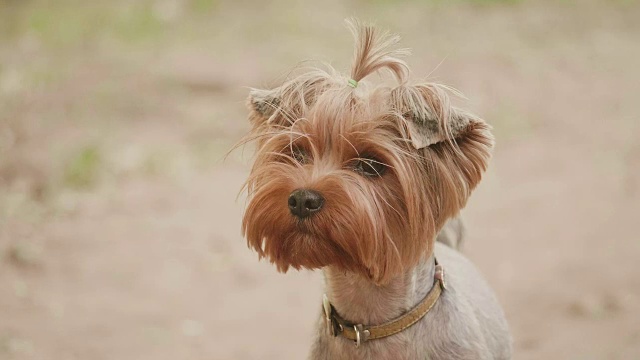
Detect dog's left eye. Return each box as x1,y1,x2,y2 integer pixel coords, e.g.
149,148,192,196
353,156,386,177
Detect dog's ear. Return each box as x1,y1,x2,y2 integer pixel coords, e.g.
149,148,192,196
390,84,486,149
405,107,478,149
247,87,281,130
247,71,336,133
391,83,493,235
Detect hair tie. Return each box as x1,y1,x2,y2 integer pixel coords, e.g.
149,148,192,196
347,79,358,88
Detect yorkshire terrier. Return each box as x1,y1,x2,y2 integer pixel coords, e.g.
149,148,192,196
241,20,512,360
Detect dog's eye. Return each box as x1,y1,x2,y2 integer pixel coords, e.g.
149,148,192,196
292,147,310,164
353,156,386,177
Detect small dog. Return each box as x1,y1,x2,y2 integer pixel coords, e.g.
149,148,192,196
241,20,512,360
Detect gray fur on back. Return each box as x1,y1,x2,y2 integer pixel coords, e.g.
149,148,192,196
435,217,466,250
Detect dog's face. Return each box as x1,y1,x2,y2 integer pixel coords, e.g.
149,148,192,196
242,25,493,284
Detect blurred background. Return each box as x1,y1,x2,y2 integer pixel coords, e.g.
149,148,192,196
1,0,639,359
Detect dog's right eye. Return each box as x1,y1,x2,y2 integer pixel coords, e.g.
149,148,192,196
352,156,387,177
292,147,309,164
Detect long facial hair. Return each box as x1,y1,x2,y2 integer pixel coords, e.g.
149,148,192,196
241,20,493,284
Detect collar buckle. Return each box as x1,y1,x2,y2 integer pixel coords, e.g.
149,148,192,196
353,324,370,347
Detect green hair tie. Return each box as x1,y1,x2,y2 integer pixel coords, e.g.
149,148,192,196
347,78,358,88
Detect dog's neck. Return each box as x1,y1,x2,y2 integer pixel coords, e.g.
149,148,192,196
323,254,436,326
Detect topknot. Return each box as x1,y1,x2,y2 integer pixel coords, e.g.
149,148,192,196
346,18,411,84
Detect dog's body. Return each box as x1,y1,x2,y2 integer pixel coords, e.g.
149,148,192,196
241,20,511,359
311,241,511,360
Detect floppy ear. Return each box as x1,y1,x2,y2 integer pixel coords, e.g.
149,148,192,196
390,84,486,149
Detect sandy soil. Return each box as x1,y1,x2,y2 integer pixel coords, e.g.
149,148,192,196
1,1,639,359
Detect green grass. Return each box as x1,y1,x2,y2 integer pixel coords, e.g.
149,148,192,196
112,4,166,44
26,4,111,48
1,1,169,49
370,0,522,5
63,146,102,189
190,0,219,13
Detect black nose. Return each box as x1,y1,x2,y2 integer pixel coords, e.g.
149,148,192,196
288,189,324,218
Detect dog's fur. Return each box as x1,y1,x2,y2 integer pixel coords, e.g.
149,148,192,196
241,20,511,359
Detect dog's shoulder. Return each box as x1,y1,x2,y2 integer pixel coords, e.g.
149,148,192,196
421,243,512,359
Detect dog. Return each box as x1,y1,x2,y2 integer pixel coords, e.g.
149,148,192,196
241,20,512,360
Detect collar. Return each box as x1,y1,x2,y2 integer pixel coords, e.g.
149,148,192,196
322,258,446,347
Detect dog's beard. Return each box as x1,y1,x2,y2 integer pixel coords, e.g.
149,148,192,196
242,166,407,282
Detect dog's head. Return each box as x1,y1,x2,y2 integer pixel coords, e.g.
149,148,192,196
241,21,493,284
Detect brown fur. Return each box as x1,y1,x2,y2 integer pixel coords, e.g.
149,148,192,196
239,20,513,360
241,20,493,285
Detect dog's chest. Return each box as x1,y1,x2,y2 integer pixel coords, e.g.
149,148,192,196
312,328,423,360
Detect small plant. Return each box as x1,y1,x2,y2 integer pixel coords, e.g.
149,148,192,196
63,145,101,189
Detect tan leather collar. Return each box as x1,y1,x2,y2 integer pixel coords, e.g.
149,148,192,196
322,258,446,347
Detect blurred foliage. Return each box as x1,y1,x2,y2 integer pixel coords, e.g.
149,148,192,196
63,145,102,189
0,0,530,50
382,0,523,3
0,0,638,204
0,0,222,47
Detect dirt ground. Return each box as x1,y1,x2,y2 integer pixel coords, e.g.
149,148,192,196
1,0,640,359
